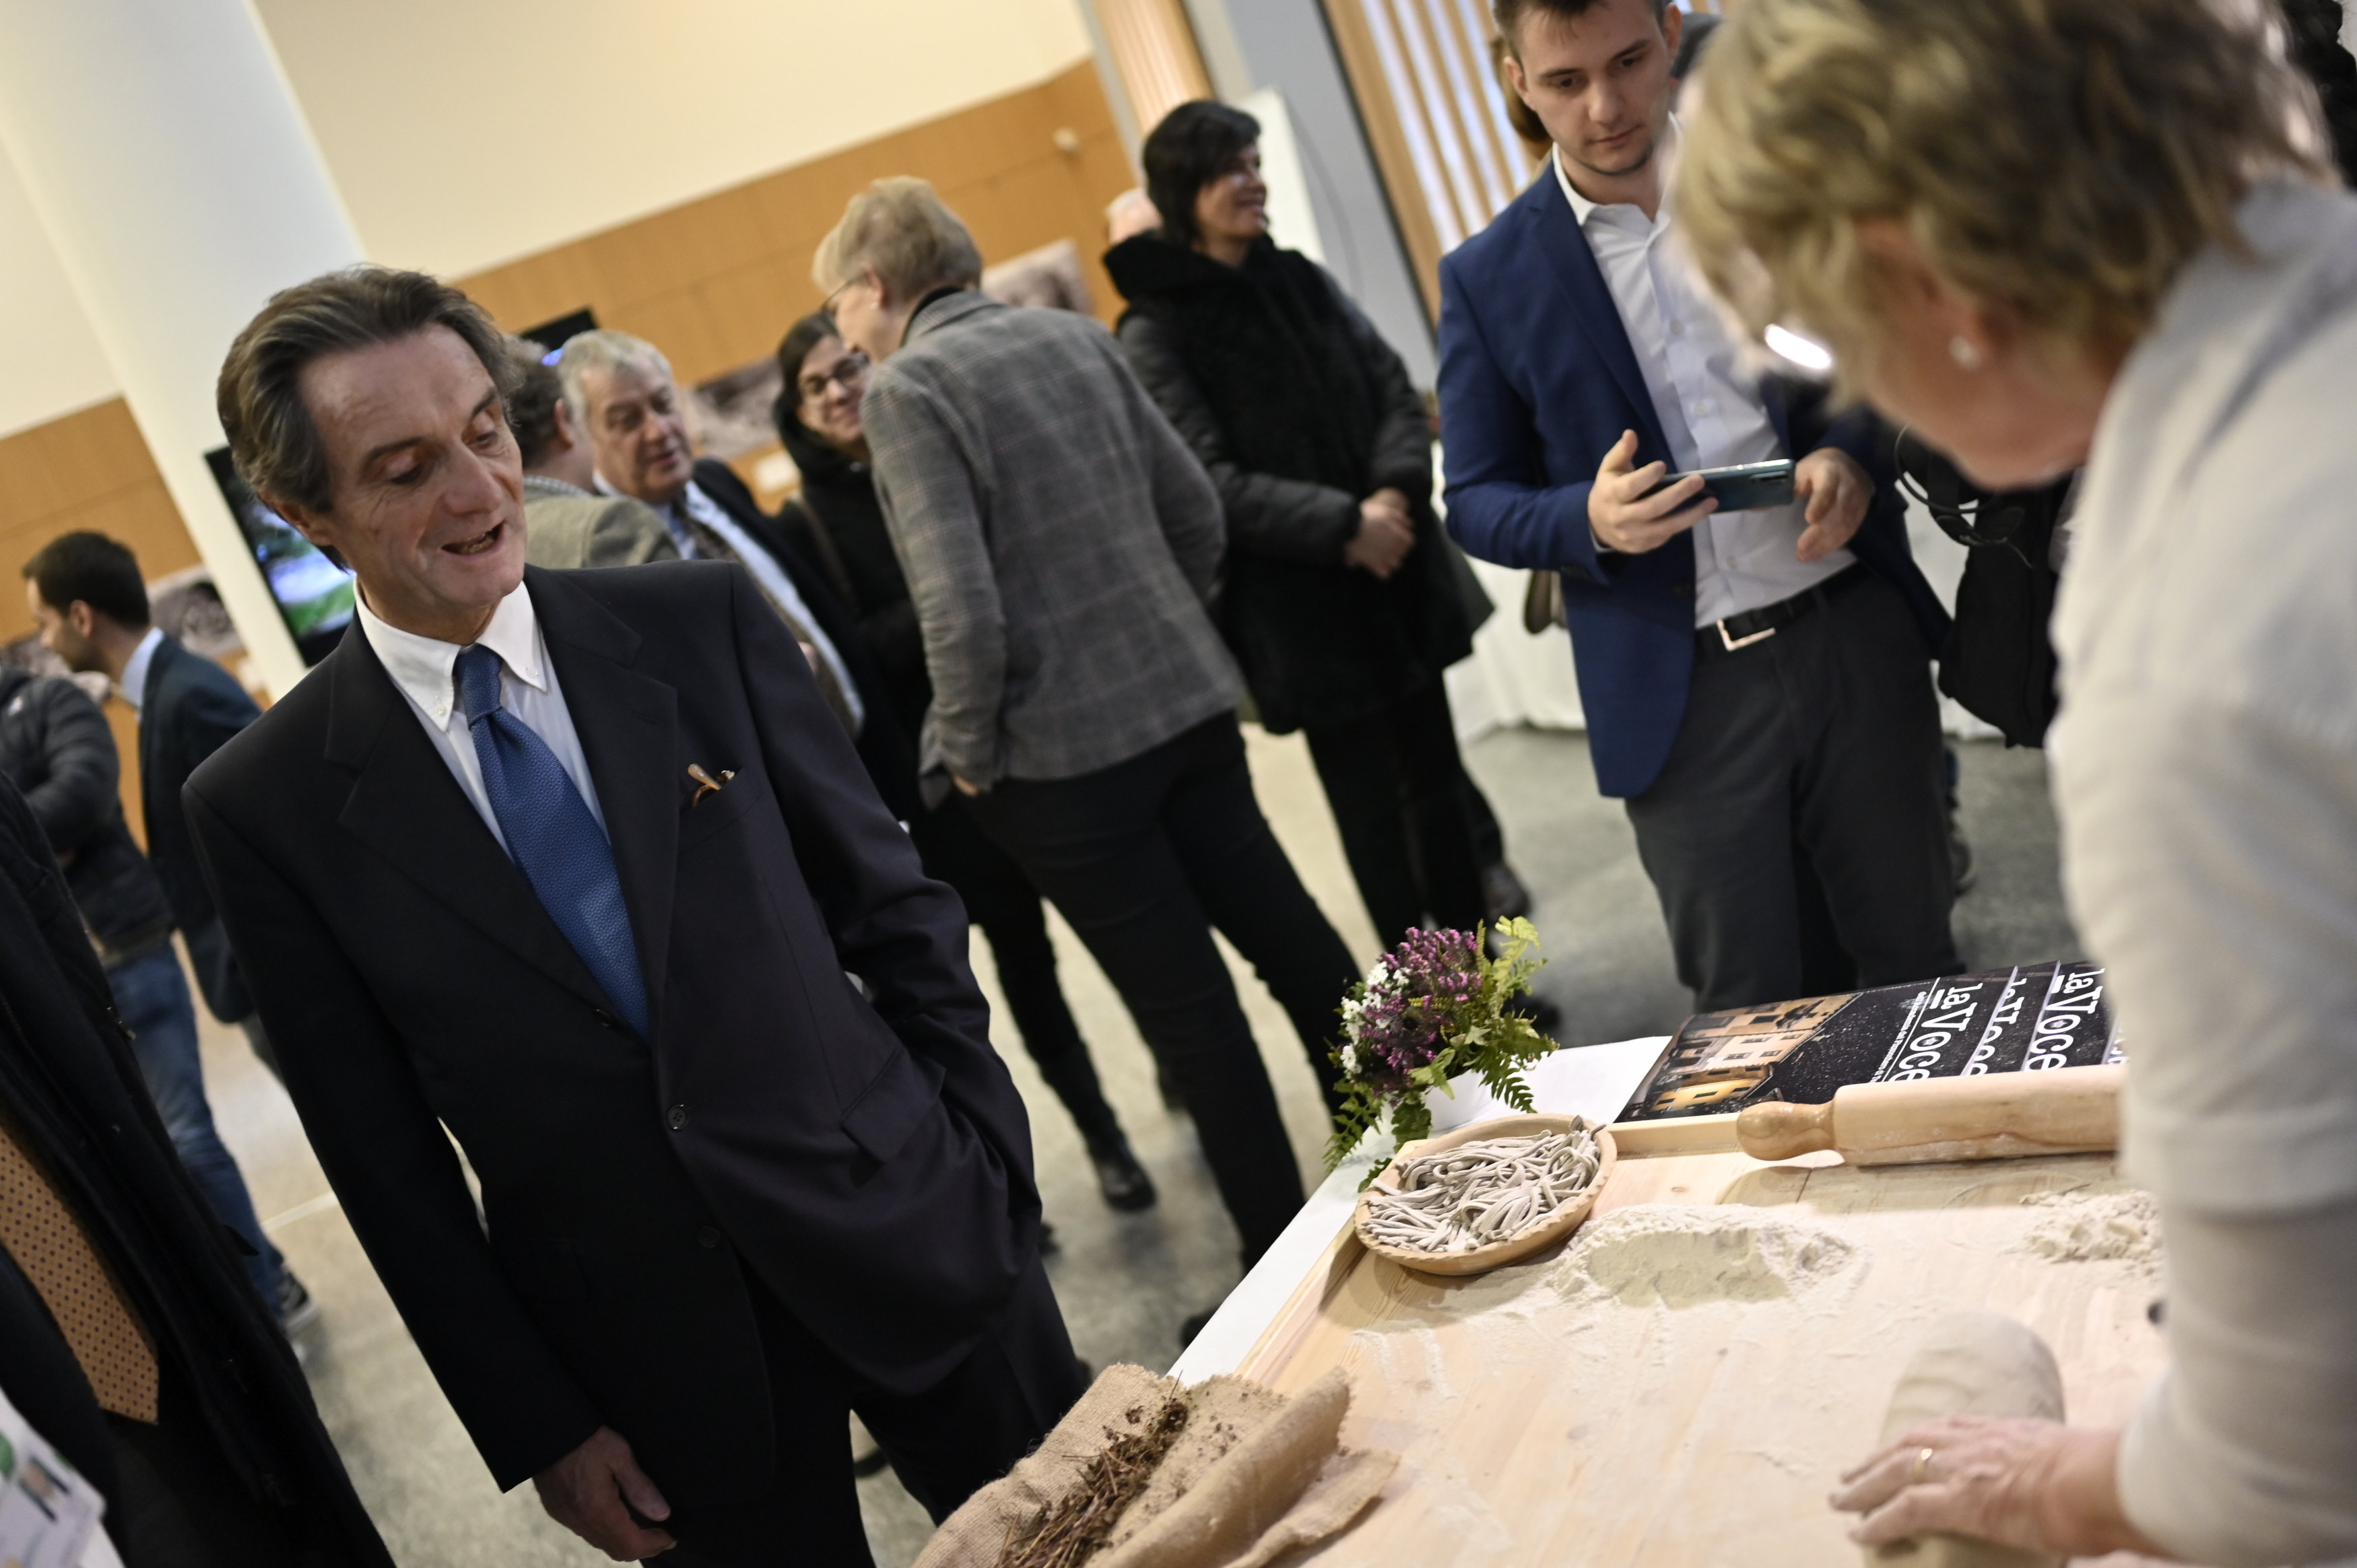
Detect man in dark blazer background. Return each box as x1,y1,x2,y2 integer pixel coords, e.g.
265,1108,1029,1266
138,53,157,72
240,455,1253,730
1440,0,1960,1012
191,267,1081,1566
22,534,271,1039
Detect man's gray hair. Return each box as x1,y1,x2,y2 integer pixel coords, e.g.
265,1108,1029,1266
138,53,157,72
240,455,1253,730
811,177,984,298
556,329,675,421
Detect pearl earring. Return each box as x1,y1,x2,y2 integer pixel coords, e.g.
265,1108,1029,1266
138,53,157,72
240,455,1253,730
1949,335,1983,370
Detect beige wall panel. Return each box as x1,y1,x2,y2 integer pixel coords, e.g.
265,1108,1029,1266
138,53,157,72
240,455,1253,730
253,0,1096,279
698,257,821,372
0,430,69,532
458,64,1137,364
29,401,151,510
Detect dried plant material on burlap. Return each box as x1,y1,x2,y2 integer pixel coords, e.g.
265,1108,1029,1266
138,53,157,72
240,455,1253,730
1865,1312,2063,1568
913,1365,1395,1568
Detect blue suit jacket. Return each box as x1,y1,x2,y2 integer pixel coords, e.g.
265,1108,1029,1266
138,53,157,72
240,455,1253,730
1438,173,1948,798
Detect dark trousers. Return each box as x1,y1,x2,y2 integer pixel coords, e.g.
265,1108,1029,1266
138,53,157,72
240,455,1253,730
659,1260,1084,1567
1625,569,1961,1012
1302,683,1488,947
910,799,1125,1152
966,716,1358,1263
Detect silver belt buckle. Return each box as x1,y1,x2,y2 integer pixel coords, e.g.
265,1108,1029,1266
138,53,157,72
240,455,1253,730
1717,619,1777,652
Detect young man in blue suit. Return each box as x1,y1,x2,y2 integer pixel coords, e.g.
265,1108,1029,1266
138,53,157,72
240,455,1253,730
1440,0,1960,1011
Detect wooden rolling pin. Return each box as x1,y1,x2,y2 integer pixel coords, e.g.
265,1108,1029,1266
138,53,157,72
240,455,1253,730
1736,1065,2123,1165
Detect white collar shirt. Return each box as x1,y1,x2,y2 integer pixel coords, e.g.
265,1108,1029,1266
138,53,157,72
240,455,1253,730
1552,136,1851,626
117,626,166,712
596,475,864,732
356,580,607,853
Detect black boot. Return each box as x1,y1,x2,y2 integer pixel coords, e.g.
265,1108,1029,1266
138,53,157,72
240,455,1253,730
1086,1133,1157,1211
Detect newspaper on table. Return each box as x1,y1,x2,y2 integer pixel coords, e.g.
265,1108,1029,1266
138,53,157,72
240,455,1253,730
1620,960,2124,1121
0,1385,105,1568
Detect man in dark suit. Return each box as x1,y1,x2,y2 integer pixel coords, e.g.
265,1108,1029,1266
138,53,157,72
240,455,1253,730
21,533,312,1328
0,770,391,1566
23,535,271,1035
192,266,1080,1566
1440,0,1960,1011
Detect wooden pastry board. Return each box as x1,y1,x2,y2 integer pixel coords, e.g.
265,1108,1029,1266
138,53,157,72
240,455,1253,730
1234,1145,2167,1567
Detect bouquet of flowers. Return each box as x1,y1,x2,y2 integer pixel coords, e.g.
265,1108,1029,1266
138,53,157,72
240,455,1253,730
1325,918,1559,1177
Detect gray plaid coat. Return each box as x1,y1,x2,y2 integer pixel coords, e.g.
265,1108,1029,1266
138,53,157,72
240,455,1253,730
863,291,1243,791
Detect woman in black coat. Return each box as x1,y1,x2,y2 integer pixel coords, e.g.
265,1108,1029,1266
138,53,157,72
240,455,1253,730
1108,100,1504,949
769,312,1154,1211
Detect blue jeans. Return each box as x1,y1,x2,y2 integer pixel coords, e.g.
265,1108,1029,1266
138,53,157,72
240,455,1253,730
107,948,284,1308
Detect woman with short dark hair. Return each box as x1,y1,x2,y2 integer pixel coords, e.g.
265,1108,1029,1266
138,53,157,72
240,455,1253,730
1110,100,1511,952
768,310,1154,1213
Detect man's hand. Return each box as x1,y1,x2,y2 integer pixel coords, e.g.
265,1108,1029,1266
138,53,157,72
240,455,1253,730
951,776,983,797
533,1426,675,1561
1793,446,1873,561
1587,430,1715,555
1343,489,1417,579
1832,1418,2158,1559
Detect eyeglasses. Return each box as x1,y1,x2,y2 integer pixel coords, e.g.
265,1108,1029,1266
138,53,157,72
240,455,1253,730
822,277,857,313
799,349,871,403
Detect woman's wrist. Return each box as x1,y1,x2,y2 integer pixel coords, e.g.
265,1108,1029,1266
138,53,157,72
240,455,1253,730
2039,1427,2164,1559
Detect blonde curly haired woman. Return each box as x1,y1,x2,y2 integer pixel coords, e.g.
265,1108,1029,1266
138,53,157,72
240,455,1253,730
1677,0,2357,1561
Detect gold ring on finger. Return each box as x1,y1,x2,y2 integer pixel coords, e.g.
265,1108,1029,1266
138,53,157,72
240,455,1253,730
1911,1447,1935,1487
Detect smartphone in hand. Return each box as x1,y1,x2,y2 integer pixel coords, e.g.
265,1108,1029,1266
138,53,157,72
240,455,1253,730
1647,458,1796,513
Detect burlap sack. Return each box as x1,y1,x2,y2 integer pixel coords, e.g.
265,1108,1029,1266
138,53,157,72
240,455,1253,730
910,1365,1395,1568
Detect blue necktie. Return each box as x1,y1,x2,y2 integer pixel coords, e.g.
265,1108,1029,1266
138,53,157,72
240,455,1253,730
455,645,649,1037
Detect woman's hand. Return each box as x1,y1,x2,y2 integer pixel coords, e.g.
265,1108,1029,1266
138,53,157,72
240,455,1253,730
1344,491,1417,578
1834,1419,2161,1559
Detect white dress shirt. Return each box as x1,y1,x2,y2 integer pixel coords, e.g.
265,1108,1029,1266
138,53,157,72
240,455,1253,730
599,475,864,731
356,582,609,853
1553,138,1852,626
115,625,166,712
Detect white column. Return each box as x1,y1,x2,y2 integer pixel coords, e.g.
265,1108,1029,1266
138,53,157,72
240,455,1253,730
0,0,364,700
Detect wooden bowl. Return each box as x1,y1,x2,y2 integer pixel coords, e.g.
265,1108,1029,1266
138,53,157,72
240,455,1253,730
1352,1113,1618,1277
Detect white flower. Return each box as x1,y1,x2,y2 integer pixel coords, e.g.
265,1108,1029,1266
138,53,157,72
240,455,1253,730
1340,1043,1362,1078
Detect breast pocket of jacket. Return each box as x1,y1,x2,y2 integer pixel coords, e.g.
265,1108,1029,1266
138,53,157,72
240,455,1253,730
679,768,773,855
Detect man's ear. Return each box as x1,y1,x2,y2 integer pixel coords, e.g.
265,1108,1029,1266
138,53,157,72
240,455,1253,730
269,496,349,565
1503,49,1532,107
550,398,580,454
1661,3,1684,61
65,601,98,641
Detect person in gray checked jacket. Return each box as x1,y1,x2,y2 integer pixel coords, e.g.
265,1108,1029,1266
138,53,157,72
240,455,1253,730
815,177,1359,1308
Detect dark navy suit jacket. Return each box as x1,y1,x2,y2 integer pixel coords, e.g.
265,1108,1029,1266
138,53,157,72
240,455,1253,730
185,563,1037,1503
139,635,262,1019
1438,173,1947,798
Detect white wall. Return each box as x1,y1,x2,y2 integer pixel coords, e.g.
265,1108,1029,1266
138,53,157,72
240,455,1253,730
251,0,1097,276
0,143,119,437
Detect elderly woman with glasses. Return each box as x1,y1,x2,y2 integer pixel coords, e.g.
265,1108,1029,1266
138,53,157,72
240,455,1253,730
1676,0,2357,1561
766,311,1156,1213
812,179,1361,1307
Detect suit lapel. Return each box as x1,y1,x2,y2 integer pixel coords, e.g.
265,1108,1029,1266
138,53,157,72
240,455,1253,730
323,627,613,1013
1515,179,1672,462
527,570,680,1035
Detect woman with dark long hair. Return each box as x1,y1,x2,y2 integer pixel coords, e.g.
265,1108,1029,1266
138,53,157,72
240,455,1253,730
1106,100,1508,952
769,310,1154,1213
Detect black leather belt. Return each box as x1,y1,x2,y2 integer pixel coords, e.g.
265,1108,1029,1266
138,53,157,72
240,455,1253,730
1698,564,1865,653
